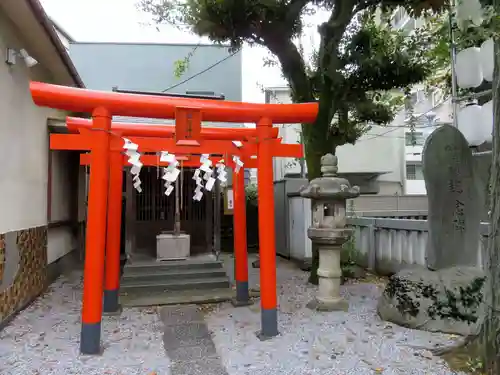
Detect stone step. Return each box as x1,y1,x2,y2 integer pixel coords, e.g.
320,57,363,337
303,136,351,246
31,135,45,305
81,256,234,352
119,288,236,307
119,288,260,307
121,268,228,284
123,259,223,273
120,277,230,294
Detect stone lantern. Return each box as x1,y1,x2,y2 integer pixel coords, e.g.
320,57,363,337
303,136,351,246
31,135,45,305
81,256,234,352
300,154,360,311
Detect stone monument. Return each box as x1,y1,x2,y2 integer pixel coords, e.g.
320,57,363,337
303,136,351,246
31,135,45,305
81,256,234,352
377,125,488,335
300,154,360,311
473,151,492,223
422,124,481,269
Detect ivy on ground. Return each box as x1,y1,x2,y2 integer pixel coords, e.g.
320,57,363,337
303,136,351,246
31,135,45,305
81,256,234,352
384,274,485,324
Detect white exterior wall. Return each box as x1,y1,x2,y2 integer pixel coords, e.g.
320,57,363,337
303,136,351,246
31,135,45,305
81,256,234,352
0,10,77,263
404,144,426,195
405,145,424,162
406,180,426,195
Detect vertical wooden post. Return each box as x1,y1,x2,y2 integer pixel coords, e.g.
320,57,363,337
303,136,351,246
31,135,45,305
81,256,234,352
103,138,124,315
231,168,251,306
80,107,111,355
214,180,221,257
256,118,278,339
205,188,213,253
125,169,135,259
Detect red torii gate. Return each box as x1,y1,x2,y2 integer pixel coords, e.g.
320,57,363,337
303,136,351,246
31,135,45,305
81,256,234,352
30,82,318,355
63,119,295,317
59,124,286,320
55,124,277,314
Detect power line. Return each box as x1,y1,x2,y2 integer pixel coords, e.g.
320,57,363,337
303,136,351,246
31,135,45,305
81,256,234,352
359,127,401,141
262,83,449,129
162,49,241,92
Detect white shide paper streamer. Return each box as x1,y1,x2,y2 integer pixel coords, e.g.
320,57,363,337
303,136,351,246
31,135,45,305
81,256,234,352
160,151,180,196
192,153,212,201
233,155,244,173
123,138,142,193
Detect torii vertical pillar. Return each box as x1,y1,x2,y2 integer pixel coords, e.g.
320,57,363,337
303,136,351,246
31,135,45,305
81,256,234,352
81,107,111,354
256,118,278,339
103,137,124,315
231,167,251,306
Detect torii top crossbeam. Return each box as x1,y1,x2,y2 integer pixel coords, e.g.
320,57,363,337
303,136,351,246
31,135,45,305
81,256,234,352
31,82,318,123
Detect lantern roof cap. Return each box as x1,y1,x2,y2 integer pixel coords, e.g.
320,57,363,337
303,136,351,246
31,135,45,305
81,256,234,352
300,153,360,200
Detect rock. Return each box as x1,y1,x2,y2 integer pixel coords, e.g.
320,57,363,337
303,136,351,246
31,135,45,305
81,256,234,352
252,259,260,268
377,266,485,336
298,258,312,272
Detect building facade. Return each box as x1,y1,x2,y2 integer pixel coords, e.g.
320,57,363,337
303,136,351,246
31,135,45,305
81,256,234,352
65,42,244,259
68,42,242,126
0,0,84,327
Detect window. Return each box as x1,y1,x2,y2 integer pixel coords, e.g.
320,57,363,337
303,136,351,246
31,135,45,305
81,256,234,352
405,132,425,146
406,164,416,180
405,90,425,112
406,163,424,180
431,88,444,107
411,90,426,105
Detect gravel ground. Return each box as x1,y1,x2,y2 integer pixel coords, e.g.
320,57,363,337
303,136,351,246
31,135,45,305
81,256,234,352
0,272,169,375
0,255,465,375
208,255,465,375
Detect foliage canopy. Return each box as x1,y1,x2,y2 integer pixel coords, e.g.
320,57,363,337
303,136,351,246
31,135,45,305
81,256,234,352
140,0,449,156
139,0,454,284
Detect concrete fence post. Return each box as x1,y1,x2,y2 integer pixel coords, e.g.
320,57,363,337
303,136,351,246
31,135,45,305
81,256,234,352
367,219,377,272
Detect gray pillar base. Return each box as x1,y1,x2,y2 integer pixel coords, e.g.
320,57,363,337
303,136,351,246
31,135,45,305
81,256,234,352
306,298,349,312
231,281,252,307
103,289,122,315
231,298,253,307
103,304,123,316
256,308,279,340
80,322,103,355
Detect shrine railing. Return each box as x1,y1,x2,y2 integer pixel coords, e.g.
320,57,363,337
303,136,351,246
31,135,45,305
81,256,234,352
346,217,490,275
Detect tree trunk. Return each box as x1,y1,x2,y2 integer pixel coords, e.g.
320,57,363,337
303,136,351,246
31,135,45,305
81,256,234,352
303,113,336,285
480,28,500,374
264,14,351,284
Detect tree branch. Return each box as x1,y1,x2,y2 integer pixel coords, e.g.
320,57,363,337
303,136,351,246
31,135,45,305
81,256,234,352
287,0,310,20
314,0,356,125
264,35,314,103
354,0,381,13
319,0,357,79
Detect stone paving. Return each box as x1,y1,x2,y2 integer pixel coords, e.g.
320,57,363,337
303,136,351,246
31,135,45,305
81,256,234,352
160,305,227,375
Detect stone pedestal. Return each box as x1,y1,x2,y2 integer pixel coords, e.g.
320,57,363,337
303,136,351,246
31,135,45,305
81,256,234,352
156,232,190,261
315,246,346,310
306,230,351,312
